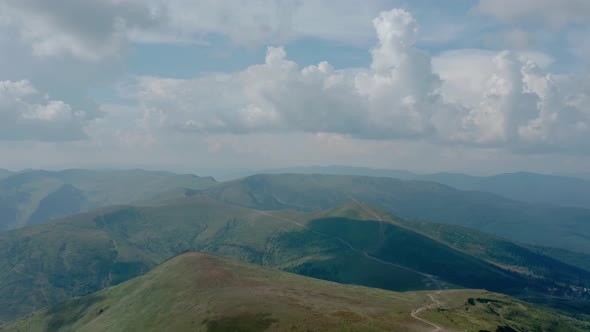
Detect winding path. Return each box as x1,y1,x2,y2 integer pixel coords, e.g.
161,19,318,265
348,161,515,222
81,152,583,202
410,290,444,331
12,264,33,279
107,239,120,285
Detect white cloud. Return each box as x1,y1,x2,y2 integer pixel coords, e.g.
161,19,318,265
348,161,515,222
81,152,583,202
432,49,497,106
447,52,589,152
432,49,554,106
0,0,160,61
0,0,390,61
133,0,389,47
2,3,587,155
130,9,443,139
0,80,87,140
123,9,590,154
474,0,590,27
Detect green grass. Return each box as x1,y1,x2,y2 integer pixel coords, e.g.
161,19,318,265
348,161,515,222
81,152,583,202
205,313,278,332
3,252,587,332
399,218,590,288
0,197,427,321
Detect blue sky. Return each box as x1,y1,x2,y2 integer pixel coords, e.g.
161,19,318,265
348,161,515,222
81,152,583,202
0,0,589,176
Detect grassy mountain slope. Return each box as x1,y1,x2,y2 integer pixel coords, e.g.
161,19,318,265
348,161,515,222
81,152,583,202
4,252,587,332
531,246,590,273
0,169,216,230
400,218,590,283
201,173,590,253
2,197,574,322
394,218,590,319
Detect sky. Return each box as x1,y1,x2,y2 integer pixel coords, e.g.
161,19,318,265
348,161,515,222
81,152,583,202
0,0,589,176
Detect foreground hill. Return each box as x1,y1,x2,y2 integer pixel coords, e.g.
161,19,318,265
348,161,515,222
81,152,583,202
0,169,216,230
1,197,588,321
201,173,590,254
4,252,587,332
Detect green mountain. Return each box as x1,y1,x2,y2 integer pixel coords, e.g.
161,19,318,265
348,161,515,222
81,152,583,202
0,169,216,230
265,167,590,209
1,197,588,322
201,173,590,254
6,169,590,255
531,246,590,273
400,218,590,280
4,252,587,332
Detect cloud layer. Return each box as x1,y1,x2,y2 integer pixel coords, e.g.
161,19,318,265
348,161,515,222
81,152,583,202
1,2,589,161
128,9,590,153
0,80,86,140
0,0,386,61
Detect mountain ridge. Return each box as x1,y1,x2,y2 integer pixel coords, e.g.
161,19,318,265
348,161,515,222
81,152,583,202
263,166,590,208
200,173,590,254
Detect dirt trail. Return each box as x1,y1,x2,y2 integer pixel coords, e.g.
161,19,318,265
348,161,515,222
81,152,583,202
107,239,120,285
410,290,444,332
350,200,447,331
12,264,33,279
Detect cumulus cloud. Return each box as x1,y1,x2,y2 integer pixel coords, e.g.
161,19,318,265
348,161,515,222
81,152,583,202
439,52,589,152
131,9,443,139
126,8,590,153
0,80,87,140
5,3,584,153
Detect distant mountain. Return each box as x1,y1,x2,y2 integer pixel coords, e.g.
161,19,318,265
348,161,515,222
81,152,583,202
264,165,416,179
4,252,586,332
264,166,590,209
0,169,216,230
202,174,590,254
418,172,590,209
0,169,12,179
1,197,587,321
558,172,590,181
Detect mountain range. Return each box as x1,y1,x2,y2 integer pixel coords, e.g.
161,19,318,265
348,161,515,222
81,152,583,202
1,168,590,328
1,195,589,322
0,169,215,230
264,166,590,209
200,173,590,254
